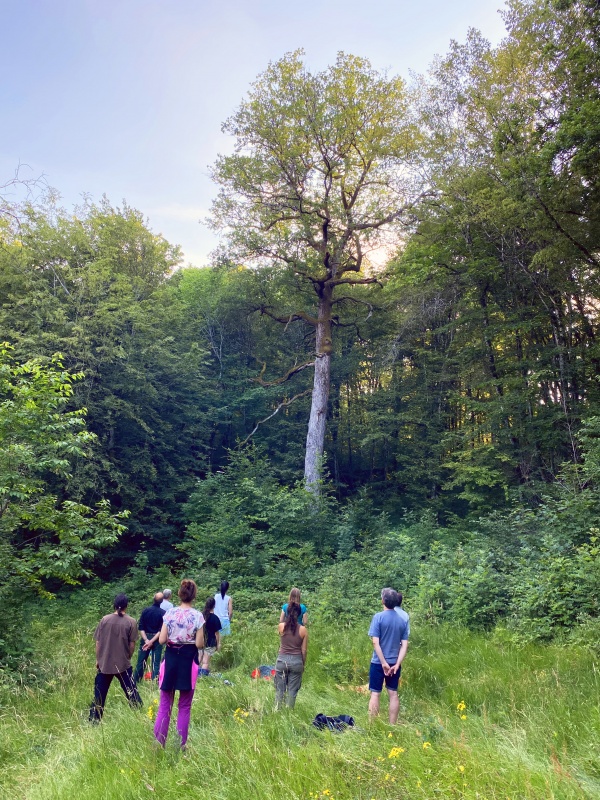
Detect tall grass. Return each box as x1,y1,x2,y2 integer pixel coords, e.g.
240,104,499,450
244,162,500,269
1,607,598,799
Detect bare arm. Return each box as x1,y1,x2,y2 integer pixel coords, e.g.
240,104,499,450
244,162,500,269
302,611,308,626
390,640,409,675
371,637,390,674
129,622,138,658
95,640,101,670
144,630,161,650
279,610,285,623
196,626,205,649
158,622,168,646
216,631,221,651
301,627,308,664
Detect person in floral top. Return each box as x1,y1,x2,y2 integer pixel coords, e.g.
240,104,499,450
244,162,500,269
154,579,204,748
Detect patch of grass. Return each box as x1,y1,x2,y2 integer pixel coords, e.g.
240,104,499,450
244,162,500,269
1,607,599,799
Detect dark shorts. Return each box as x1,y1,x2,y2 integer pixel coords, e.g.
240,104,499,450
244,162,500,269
369,662,401,692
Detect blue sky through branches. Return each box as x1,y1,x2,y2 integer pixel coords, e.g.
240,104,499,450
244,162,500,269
1,0,506,265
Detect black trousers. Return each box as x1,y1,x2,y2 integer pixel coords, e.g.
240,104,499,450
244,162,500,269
89,666,142,721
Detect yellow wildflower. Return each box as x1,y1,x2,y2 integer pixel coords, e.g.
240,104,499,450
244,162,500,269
457,701,466,711
388,732,393,738
422,741,432,749
458,765,465,773
461,714,467,720
388,747,405,758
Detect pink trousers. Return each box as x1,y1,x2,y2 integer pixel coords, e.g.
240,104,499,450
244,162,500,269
153,689,195,748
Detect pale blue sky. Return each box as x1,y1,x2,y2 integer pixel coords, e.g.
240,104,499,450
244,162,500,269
1,0,507,266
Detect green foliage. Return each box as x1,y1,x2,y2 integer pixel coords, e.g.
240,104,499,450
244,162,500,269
181,448,337,588
414,540,509,629
0,347,127,658
509,533,600,641
314,531,422,624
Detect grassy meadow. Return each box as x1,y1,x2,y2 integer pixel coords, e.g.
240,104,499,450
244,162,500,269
1,602,599,800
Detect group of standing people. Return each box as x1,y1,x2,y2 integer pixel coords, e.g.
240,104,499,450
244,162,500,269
272,585,409,724
89,580,232,749
90,580,409,747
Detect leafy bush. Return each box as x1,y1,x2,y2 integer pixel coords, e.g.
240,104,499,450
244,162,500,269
414,540,509,629
313,532,422,624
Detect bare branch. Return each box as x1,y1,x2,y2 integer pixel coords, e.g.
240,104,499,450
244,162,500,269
252,359,316,387
256,305,319,326
331,295,375,318
237,389,313,446
329,276,382,288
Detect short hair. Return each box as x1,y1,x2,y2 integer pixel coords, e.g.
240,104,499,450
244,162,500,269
178,579,197,604
163,589,172,599
154,592,164,604
381,588,399,610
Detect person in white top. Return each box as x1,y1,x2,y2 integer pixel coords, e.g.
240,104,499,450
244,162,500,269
214,580,233,636
160,588,173,611
392,589,410,637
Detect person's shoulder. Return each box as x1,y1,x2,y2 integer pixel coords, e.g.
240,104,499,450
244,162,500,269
369,610,383,627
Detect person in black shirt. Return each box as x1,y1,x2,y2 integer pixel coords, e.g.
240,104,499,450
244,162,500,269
199,596,222,676
133,592,166,682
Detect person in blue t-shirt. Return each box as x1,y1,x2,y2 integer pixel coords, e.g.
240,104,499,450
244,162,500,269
280,587,308,626
367,588,409,724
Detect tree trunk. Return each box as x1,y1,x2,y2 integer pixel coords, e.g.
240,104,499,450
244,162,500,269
304,292,333,492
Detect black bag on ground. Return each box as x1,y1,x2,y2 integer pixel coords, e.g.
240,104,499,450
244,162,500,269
312,713,355,732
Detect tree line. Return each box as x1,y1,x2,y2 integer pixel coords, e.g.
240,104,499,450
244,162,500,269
1,0,599,650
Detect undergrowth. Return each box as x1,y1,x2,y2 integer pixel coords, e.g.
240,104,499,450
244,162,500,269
0,602,598,800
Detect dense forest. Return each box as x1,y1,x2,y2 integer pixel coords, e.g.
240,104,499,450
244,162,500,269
2,0,599,659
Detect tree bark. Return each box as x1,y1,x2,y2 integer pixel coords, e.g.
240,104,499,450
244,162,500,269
304,291,333,492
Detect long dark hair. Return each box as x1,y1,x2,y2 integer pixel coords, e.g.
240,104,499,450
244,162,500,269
203,596,216,621
113,593,128,617
219,580,229,599
284,601,301,635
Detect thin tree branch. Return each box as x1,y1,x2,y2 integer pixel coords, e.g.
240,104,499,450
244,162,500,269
255,306,319,326
252,359,316,387
237,389,313,446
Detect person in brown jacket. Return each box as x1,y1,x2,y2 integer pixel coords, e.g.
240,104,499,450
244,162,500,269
89,593,142,722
